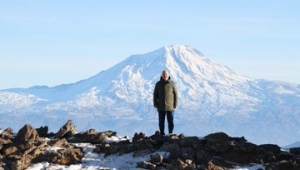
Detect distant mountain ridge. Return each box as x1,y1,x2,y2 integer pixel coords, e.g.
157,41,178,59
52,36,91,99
1,44,300,146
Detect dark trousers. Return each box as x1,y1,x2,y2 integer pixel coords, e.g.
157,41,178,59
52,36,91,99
158,111,174,135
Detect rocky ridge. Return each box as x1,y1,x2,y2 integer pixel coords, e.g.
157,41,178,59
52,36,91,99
1,120,300,170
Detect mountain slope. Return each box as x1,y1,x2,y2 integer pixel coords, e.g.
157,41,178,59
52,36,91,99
1,44,300,146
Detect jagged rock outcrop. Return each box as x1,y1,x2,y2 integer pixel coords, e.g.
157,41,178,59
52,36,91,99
0,121,84,170
1,120,300,170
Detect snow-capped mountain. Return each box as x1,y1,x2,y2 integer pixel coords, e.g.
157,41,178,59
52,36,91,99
1,44,300,146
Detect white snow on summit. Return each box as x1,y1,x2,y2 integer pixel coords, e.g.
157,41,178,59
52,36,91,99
1,44,300,146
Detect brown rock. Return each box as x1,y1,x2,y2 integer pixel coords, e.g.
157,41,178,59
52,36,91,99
15,124,39,144
4,146,18,156
55,120,77,139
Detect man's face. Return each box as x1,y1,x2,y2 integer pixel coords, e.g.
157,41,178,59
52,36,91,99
162,71,169,81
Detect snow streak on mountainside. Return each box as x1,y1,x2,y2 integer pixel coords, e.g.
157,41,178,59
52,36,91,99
1,44,300,146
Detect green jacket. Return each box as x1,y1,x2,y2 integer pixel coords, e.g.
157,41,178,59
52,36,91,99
153,77,178,111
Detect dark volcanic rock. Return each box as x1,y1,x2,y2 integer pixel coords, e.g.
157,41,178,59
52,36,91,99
0,121,84,170
1,120,300,170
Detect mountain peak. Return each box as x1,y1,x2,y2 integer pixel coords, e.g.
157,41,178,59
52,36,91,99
1,45,300,146
164,44,195,51
149,44,250,86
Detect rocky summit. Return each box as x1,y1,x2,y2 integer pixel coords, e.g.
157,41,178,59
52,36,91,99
1,120,300,170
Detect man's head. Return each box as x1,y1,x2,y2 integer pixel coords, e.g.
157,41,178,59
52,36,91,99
161,70,170,81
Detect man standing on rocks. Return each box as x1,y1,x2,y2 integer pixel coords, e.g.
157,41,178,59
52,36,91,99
153,70,178,136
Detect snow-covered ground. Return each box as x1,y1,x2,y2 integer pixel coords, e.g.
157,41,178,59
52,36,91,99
1,45,300,146
26,136,265,170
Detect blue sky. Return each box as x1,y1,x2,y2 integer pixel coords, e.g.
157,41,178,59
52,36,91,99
0,1,299,89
